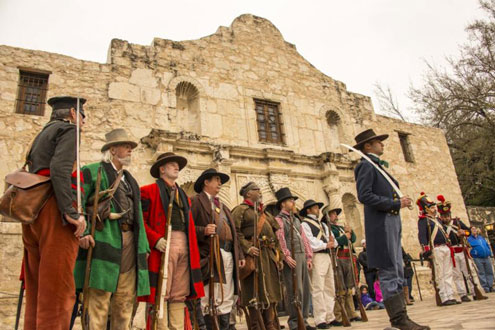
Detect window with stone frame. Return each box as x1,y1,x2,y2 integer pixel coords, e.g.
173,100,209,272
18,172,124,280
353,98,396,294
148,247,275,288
15,68,50,116
254,99,284,144
398,132,415,163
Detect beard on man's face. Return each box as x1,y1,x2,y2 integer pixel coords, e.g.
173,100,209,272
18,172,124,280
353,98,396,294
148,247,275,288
119,156,132,166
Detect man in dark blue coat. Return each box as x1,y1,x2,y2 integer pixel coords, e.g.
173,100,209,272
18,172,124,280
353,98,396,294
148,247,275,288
353,129,429,330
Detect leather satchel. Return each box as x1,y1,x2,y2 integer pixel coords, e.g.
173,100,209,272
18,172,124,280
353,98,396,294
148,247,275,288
0,168,52,224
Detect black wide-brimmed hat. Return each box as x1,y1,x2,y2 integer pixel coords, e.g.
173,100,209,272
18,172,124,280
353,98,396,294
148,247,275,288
353,129,389,150
150,152,188,178
48,96,87,118
300,199,324,217
194,168,230,193
275,187,298,209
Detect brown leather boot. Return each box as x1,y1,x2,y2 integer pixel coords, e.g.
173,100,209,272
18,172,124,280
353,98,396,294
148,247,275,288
262,304,279,330
384,293,430,330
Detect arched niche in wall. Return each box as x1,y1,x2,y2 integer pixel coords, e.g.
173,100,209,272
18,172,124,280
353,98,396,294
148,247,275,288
175,81,201,134
325,110,345,152
342,193,364,246
180,181,196,197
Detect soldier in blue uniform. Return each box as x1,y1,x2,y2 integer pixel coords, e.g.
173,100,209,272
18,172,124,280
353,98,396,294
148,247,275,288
353,129,429,330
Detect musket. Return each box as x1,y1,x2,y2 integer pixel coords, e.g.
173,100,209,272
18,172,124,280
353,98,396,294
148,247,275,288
425,216,442,306
326,214,350,327
81,166,103,330
460,231,487,300
348,239,367,322
289,211,306,330
249,201,267,330
207,201,224,330
14,280,24,330
412,262,422,301
341,143,413,210
151,186,176,329
76,97,82,215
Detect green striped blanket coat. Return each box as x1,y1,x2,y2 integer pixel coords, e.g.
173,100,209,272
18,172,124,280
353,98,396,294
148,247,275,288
74,161,150,296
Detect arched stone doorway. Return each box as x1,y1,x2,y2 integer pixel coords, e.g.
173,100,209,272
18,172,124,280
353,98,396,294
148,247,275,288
342,193,364,246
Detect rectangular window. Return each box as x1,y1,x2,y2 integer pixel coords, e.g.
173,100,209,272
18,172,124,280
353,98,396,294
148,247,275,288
254,99,284,144
15,69,50,116
398,132,414,163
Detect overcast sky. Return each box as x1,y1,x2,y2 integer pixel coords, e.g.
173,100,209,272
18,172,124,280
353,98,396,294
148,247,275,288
0,0,485,121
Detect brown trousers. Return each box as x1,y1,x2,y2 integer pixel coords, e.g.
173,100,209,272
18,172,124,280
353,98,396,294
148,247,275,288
22,196,79,330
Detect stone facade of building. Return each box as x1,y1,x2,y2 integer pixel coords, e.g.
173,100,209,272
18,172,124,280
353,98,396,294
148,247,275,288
0,14,468,327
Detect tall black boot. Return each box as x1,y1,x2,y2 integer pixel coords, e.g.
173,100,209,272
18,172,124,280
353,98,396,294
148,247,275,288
383,293,430,330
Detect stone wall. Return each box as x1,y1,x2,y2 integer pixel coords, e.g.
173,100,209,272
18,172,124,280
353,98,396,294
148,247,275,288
0,14,465,327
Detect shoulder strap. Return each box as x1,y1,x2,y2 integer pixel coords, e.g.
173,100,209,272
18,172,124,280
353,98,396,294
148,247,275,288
304,217,323,240
257,211,267,237
156,179,170,217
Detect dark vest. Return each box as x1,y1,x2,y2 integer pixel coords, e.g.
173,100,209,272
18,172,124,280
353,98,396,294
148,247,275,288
279,212,304,254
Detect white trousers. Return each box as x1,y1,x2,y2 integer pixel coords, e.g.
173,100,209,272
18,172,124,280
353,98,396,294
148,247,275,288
201,249,235,315
452,252,484,296
311,253,336,324
433,245,456,302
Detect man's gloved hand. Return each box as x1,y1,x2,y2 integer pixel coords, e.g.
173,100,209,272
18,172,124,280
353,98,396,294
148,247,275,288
155,238,167,252
422,250,432,259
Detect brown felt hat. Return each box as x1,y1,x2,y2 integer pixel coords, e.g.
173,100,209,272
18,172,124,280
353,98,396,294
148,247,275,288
150,152,188,178
353,129,389,150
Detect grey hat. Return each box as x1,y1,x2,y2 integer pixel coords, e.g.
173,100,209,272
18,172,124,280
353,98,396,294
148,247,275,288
101,129,138,152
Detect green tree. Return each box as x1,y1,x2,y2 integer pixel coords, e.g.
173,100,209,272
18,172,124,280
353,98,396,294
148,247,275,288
410,0,495,206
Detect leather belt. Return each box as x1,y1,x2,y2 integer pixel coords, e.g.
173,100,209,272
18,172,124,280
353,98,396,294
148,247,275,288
316,249,330,254
121,223,134,232
220,240,233,252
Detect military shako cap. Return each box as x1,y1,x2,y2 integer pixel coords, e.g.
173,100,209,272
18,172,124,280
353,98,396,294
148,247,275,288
436,194,452,215
150,152,187,178
101,128,138,152
416,192,436,215
300,199,324,217
194,168,230,193
353,129,389,150
48,96,87,118
275,187,298,209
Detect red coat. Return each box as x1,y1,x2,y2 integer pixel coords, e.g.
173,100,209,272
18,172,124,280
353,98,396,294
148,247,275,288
139,180,204,303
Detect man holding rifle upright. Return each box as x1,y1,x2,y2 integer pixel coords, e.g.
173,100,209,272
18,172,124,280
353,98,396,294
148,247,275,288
232,181,282,330
140,152,204,329
190,168,244,330
74,128,150,329
300,199,337,329
417,192,459,306
274,187,315,330
22,96,87,329
353,129,429,330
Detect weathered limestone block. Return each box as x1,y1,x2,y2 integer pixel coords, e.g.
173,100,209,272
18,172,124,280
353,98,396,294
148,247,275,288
108,82,140,102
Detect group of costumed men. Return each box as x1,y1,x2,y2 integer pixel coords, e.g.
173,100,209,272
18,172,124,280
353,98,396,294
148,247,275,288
417,193,489,306
18,96,490,330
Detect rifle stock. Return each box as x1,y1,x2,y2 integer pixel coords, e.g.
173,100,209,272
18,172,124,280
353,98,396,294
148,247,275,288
425,217,442,306
348,241,367,322
151,186,176,329
81,167,102,330
329,247,350,327
250,202,267,330
461,236,487,300
289,211,306,330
